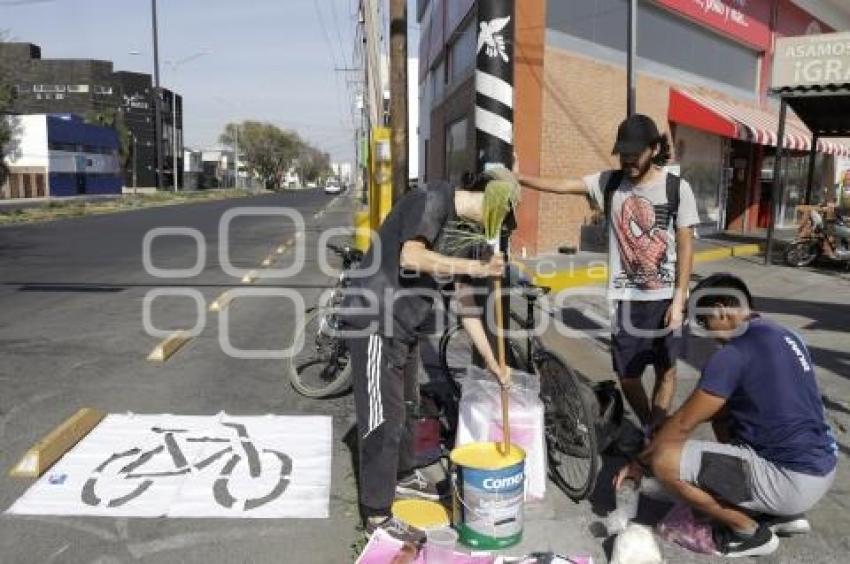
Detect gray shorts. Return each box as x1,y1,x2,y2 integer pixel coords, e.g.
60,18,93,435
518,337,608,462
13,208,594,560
679,440,836,516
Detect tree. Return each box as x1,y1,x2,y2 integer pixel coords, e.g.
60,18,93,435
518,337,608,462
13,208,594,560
219,121,300,190
298,145,332,184
0,33,15,185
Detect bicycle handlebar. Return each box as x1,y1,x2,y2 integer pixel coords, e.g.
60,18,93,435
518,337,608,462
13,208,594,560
326,242,346,256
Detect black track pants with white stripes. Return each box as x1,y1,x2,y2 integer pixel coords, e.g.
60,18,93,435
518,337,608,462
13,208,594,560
347,332,420,516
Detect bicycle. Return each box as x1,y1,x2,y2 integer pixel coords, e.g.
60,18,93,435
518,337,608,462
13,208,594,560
286,242,362,398
81,422,292,511
439,277,600,501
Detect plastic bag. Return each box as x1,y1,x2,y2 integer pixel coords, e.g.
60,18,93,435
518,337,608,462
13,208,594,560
455,367,546,500
656,502,716,555
610,523,663,564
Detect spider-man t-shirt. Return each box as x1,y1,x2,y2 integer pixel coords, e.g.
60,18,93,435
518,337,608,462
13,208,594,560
583,170,700,301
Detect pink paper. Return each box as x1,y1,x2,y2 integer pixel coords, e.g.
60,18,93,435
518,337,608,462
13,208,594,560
356,530,495,564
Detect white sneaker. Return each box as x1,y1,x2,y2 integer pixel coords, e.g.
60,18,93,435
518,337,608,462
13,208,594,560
763,514,811,536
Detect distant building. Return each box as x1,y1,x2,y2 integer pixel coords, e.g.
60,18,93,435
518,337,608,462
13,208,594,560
0,42,183,190
199,149,233,189
183,148,202,190
331,161,353,184
1,114,123,199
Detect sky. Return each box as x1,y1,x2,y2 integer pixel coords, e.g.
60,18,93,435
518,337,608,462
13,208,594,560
1,0,382,164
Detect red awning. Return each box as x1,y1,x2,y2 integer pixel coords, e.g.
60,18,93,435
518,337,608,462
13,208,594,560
669,89,850,157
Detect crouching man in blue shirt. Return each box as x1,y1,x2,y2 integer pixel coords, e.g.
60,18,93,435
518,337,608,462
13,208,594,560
615,273,837,558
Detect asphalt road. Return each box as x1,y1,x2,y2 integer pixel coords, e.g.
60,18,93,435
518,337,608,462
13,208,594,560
0,189,363,563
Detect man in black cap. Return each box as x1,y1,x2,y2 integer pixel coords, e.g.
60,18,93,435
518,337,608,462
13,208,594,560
518,114,700,437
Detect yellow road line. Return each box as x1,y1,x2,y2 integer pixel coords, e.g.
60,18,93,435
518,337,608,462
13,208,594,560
9,408,106,479
146,331,192,362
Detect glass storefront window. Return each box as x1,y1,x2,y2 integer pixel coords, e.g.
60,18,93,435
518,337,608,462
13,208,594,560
675,126,723,230
762,152,828,227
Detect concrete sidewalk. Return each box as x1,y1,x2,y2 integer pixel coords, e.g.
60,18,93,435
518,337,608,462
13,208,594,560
499,253,850,563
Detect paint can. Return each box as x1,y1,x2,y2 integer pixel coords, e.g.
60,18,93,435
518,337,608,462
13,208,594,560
450,442,525,549
391,499,450,531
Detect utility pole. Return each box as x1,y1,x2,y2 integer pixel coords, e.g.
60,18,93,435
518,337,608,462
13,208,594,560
172,94,179,191
232,123,239,189
132,134,138,194
151,0,163,190
389,0,408,202
627,0,637,116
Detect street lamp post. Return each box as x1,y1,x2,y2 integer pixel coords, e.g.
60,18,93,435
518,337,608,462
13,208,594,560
151,0,163,190
234,123,239,189
172,93,179,191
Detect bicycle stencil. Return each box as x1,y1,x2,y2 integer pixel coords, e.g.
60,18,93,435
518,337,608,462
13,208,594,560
6,413,332,519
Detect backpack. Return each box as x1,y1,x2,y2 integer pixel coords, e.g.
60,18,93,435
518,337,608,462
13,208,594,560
603,169,682,228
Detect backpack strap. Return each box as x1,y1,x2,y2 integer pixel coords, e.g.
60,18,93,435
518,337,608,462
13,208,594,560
665,172,681,228
603,170,625,221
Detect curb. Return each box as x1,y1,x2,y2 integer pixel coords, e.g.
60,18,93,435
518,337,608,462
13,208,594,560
528,243,765,291
9,408,105,478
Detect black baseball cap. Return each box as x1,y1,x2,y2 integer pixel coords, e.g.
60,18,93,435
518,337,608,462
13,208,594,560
612,114,662,155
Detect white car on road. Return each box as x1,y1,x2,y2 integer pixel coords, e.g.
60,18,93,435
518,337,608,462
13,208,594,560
324,180,342,195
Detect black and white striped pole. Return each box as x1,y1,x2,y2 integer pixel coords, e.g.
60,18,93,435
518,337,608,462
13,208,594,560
475,0,515,174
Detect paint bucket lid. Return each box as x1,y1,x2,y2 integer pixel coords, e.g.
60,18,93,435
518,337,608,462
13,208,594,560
450,442,525,469
391,499,450,530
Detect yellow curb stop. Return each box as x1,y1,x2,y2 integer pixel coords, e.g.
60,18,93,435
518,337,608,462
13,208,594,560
209,291,235,312
527,243,765,292
10,408,105,478
146,331,192,362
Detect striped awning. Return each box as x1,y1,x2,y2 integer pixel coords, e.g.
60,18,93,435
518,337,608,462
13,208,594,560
669,89,850,157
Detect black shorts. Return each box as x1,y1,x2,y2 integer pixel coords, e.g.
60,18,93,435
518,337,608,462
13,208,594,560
611,299,685,379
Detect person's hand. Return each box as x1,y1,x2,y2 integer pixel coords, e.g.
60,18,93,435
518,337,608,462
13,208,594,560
475,253,505,278
512,151,520,175
613,460,644,491
665,298,685,330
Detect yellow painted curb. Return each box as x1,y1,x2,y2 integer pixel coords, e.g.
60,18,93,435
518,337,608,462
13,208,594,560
209,291,235,312
527,243,765,292
147,330,192,362
10,408,105,478
242,270,258,284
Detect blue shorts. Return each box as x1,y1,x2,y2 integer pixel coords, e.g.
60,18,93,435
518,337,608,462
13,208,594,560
611,299,685,379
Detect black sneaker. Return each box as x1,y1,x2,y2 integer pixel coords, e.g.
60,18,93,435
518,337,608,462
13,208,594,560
364,515,426,545
759,514,811,536
395,469,440,500
713,524,779,558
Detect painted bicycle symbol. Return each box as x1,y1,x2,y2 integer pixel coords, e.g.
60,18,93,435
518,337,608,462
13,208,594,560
81,422,292,511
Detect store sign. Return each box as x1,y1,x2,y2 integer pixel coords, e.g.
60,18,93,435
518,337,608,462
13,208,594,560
655,0,772,50
772,32,850,88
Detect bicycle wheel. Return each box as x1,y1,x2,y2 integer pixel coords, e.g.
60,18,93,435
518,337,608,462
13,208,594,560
535,351,599,500
439,324,528,390
286,307,352,398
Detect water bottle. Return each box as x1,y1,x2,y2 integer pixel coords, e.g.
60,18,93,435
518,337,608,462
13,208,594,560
605,478,639,535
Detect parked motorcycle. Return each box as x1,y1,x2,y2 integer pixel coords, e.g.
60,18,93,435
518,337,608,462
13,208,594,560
784,207,850,268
